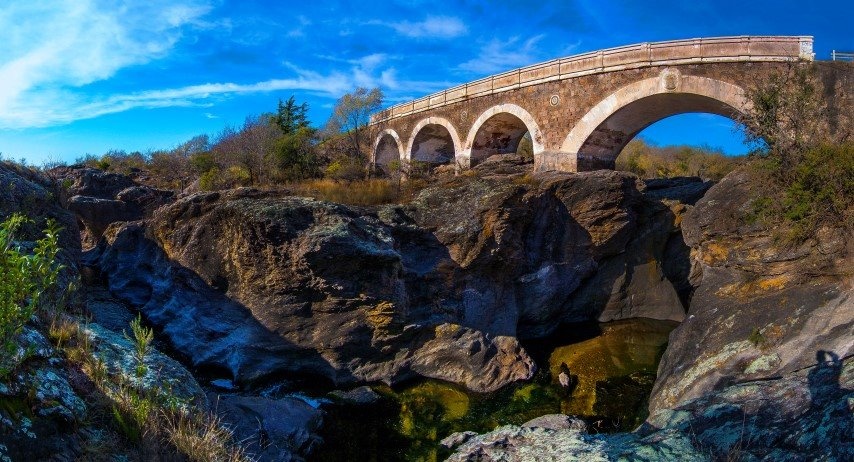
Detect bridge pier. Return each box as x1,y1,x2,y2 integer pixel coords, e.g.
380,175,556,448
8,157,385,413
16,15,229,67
534,151,577,173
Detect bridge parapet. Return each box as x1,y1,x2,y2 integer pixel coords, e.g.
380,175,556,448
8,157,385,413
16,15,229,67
371,36,813,124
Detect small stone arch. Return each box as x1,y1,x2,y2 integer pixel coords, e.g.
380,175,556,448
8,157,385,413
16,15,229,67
560,72,750,171
464,103,544,167
372,129,404,168
406,117,463,165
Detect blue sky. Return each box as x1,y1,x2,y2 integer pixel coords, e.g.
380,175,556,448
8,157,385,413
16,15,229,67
0,0,849,165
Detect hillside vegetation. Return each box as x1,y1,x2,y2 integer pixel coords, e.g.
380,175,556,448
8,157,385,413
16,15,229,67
615,139,744,180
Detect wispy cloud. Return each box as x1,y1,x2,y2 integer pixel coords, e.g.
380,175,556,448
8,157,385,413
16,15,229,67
370,16,467,39
286,15,311,38
0,0,214,128
457,35,552,75
4,70,355,129
2,49,451,129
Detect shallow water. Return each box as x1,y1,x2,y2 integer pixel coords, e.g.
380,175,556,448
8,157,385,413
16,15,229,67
313,317,677,461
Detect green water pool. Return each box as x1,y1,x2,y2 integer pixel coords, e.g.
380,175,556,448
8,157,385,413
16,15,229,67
312,317,678,461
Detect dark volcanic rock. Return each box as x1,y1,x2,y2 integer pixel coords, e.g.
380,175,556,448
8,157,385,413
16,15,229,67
85,190,535,392
402,167,688,338
214,395,323,461
84,164,696,393
56,166,174,245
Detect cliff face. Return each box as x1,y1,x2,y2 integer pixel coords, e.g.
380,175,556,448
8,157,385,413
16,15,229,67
81,157,694,393
650,168,853,412
447,166,853,461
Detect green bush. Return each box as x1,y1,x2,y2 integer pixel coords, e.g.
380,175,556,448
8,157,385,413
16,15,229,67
0,214,63,374
749,143,853,241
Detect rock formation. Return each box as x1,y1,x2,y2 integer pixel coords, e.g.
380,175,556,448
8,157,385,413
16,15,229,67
447,166,853,461
80,156,695,394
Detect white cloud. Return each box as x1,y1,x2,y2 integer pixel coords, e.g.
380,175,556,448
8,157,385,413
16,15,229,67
457,35,551,75
4,70,356,129
372,16,467,39
0,2,456,130
0,0,213,129
286,15,312,38
2,50,451,129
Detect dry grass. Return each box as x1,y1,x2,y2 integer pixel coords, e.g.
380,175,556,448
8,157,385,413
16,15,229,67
288,178,428,206
165,411,253,462
56,315,253,461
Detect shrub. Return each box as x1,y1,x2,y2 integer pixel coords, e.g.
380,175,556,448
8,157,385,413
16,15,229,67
750,143,853,241
615,139,743,180
325,157,366,182
0,214,63,375
291,178,399,205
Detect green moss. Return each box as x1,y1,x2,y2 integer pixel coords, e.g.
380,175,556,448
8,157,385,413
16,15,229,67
748,328,765,348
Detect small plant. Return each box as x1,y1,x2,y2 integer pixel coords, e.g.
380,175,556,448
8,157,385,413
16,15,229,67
0,214,63,376
88,354,108,386
748,328,765,348
125,314,154,379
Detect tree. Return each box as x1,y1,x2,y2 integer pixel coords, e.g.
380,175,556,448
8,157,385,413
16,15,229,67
274,126,319,181
211,117,282,185
739,63,825,177
274,96,309,135
325,87,383,159
149,134,210,190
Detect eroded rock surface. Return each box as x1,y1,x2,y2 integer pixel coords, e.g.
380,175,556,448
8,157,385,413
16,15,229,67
650,169,854,412
83,161,695,393
54,166,174,246
84,196,535,392
213,395,324,462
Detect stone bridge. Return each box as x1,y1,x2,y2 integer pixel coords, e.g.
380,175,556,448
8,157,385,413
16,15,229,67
370,36,815,172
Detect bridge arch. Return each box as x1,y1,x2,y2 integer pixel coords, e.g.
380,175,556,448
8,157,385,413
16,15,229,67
373,128,404,169
464,103,544,166
561,72,750,171
406,117,462,166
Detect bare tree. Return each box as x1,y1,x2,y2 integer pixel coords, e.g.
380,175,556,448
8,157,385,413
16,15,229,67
324,87,384,160
212,117,282,185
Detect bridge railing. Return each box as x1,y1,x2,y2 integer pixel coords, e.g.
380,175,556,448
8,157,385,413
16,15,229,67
373,35,814,124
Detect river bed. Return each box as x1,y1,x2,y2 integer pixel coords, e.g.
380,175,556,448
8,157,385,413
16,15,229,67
312,317,678,461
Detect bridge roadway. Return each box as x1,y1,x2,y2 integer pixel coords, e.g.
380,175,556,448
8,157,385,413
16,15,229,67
369,36,814,172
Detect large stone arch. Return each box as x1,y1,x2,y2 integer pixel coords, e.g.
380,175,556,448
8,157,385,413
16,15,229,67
560,70,750,171
372,129,404,167
464,104,544,167
406,117,462,166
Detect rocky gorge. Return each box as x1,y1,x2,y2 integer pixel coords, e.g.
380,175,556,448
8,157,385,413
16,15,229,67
0,153,851,461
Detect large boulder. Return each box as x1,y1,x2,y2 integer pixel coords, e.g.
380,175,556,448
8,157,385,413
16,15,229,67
401,165,693,338
54,166,174,246
84,191,535,392
0,329,87,461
